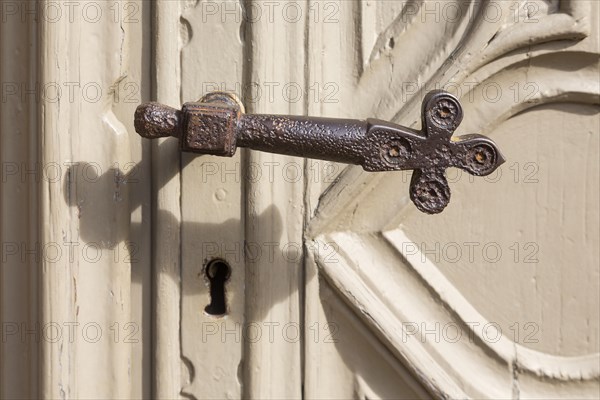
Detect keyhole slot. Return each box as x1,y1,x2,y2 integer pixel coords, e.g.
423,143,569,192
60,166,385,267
204,259,231,316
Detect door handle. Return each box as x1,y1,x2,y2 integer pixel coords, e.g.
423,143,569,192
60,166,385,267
134,91,504,214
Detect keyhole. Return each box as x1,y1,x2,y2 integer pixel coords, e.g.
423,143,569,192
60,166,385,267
204,259,231,316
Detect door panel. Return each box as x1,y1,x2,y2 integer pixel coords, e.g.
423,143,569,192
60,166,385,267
170,0,600,398
4,0,597,399
304,1,599,398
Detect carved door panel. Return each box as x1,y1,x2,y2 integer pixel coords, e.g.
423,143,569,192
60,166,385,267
302,1,600,398
1,0,597,399
154,1,600,399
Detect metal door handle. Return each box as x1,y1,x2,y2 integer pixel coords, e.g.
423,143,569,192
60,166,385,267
134,91,504,214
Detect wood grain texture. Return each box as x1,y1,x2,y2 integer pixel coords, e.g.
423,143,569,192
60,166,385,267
241,3,305,397
36,1,152,398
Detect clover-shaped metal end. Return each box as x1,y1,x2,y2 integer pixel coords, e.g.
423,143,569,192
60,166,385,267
409,90,505,214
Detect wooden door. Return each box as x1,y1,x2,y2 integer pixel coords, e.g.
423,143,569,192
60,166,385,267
168,0,600,398
1,1,598,399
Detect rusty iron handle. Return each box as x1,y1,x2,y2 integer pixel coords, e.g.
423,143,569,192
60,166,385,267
134,91,505,214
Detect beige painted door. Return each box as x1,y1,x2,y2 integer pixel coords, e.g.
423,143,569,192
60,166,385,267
1,1,598,399
169,1,600,398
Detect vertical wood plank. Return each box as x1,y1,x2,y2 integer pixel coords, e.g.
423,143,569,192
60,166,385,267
123,3,153,398
37,1,151,398
303,2,352,397
242,1,305,397
152,1,183,398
